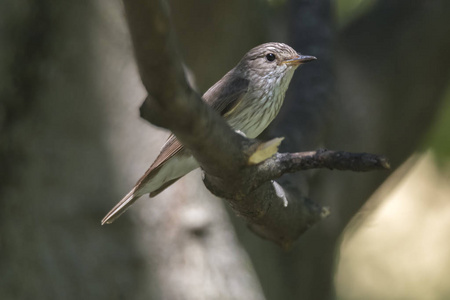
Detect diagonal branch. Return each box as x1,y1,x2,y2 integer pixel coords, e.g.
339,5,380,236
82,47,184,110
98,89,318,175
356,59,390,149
123,0,254,178
122,0,389,246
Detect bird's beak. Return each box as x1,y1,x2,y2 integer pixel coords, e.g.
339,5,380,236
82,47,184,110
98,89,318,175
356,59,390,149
283,54,317,66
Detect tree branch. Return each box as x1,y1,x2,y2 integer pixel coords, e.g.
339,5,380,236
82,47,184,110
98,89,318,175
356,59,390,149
122,0,389,246
252,149,390,186
202,149,388,247
123,0,254,178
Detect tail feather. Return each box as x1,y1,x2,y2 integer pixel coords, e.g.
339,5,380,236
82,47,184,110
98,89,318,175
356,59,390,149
102,150,199,225
101,189,140,225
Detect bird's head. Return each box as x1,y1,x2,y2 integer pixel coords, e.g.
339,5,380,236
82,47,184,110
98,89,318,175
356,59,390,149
238,42,316,83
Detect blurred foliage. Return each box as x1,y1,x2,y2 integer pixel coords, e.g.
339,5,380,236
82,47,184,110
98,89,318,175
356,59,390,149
426,84,450,162
336,0,378,27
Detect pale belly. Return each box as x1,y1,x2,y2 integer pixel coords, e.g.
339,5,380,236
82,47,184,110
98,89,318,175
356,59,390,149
227,94,284,139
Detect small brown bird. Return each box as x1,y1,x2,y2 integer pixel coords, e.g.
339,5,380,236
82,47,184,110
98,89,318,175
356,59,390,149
102,42,316,225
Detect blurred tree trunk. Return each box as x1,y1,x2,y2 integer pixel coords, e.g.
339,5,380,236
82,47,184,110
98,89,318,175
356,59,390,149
233,1,336,299
0,1,143,298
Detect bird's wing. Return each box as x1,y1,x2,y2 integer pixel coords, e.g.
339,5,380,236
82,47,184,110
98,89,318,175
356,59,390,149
102,72,249,224
134,71,249,191
134,134,184,187
204,70,250,117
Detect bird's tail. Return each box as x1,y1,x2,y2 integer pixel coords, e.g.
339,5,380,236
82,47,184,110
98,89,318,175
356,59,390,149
101,188,140,225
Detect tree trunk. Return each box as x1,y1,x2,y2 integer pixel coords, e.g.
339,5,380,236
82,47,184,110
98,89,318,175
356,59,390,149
0,1,142,298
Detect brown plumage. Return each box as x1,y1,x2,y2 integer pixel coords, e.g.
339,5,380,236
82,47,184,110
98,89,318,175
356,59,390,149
102,42,316,225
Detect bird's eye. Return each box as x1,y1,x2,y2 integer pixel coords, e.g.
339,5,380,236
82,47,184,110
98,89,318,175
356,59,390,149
266,53,276,62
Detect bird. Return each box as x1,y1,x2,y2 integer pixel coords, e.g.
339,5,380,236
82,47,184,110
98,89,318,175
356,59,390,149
102,42,316,225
